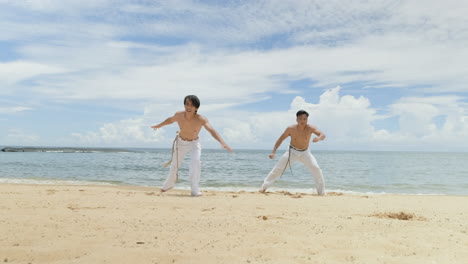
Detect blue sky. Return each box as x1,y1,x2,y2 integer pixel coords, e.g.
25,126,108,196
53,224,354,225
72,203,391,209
1,0,468,151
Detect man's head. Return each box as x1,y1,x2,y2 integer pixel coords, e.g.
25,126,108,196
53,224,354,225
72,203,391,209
184,95,200,113
296,110,309,125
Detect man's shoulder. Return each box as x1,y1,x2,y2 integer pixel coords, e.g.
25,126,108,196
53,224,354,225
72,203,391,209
196,114,208,123
284,124,297,133
307,124,318,131
171,111,184,119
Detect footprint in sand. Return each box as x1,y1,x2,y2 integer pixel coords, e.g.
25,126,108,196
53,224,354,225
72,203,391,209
326,192,344,196
280,191,304,198
258,215,285,221
371,211,426,221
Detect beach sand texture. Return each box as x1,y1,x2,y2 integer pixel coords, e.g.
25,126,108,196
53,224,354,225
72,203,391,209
1,184,467,264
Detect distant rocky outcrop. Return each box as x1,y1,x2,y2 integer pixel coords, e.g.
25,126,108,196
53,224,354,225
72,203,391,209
1,147,133,153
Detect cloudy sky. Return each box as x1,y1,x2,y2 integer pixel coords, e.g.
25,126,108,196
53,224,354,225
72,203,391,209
1,0,467,151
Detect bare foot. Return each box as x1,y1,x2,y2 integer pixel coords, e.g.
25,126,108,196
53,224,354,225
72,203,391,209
160,187,173,193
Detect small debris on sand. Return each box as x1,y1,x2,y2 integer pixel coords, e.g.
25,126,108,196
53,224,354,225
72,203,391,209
371,212,426,221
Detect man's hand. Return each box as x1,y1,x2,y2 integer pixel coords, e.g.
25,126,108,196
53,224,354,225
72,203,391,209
312,137,321,143
269,153,275,159
150,125,159,130
222,144,233,153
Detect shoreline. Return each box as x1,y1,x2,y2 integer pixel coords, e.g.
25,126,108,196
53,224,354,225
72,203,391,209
0,179,464,196
1,183,467,263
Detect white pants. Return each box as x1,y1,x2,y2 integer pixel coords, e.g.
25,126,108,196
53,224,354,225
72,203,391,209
162,137,202,196
262,148,325,195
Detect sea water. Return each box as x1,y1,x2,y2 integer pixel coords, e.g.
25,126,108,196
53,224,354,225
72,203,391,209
1,147,467,195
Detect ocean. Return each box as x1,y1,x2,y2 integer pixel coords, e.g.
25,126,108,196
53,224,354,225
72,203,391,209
1,147,467,195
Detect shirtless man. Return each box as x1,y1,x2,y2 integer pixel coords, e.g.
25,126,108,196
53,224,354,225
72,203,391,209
260,110,326,195
151,95,232,196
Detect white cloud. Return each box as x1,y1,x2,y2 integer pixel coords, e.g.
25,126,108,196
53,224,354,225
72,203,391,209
391,102,439,137
0,61,65,88
0,106,32,113
72,117,163,146
4,34,466,105
67,86,468,151
4,128,39,144
71,102,182,147
1,1,468,151
64,87,374,149
117,0,399,45
390,96,468,143
287,86,379,140
1,0,467,105
223,122,257,144
0,0,111,12
23,47,291,102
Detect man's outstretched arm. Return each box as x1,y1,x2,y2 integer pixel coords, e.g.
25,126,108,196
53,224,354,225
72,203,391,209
269,128,290,159
151,114,176,130
203,121,233,153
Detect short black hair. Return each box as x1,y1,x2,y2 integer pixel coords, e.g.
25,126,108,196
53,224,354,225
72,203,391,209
184,95,200,109
296,110,309,117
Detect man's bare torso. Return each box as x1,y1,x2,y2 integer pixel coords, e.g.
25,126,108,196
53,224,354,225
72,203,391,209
288,124,314,150
174,111,206,140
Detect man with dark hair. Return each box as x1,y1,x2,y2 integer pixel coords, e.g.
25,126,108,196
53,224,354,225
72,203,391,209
260,110,326,195
184,95,200,112
151,95,232,196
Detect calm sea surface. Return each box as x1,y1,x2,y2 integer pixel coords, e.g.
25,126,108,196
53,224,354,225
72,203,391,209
1,147,467,195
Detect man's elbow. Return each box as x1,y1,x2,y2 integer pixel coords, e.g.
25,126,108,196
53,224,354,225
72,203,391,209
209,130,219,138
165,118,174,124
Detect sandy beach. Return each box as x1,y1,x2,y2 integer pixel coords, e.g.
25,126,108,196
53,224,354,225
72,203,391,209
1,184,467,264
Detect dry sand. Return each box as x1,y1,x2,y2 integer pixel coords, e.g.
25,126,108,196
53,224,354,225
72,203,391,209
1,184,467,264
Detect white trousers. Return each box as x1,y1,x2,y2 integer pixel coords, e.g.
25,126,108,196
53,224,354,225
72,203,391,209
162,137,202,196
262,148,325,195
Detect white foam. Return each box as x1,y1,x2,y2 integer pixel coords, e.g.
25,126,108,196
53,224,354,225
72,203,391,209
0,179,448,196
0,178,115,186
161,187,447,196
